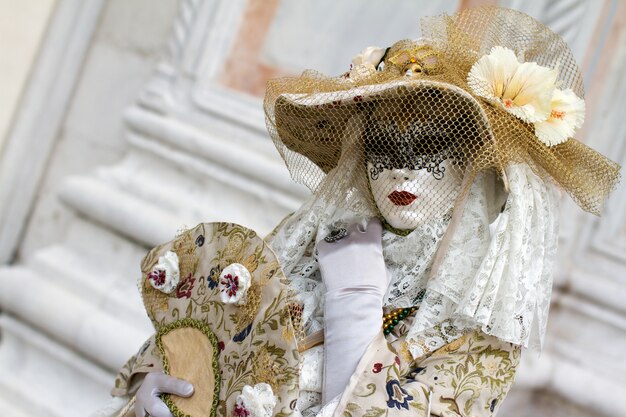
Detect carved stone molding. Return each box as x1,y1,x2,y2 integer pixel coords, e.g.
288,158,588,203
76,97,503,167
0,0,106,264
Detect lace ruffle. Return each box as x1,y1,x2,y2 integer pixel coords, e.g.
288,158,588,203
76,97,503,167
267,164,559,363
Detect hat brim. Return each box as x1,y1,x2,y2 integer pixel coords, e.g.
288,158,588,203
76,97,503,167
274,79,494,174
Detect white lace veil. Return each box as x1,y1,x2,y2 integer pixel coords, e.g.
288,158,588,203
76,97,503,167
406,164,560,357
267,135,560,359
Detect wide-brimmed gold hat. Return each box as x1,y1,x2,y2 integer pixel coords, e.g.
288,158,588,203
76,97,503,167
274,79,495,175
264,6,620,215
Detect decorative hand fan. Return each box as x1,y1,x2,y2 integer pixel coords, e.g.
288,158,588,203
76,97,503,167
118,222,301,417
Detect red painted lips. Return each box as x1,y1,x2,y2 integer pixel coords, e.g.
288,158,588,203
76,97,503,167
388,190,417,206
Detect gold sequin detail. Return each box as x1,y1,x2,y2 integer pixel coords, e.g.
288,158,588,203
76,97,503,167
261,261,280,285
233,282,262,333
437,332,471,353
173,230,198,279
241,254,259,274
224,233,246,261
252,347,282,394
399,341,413,364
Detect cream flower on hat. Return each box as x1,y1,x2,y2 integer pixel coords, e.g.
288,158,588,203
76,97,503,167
468,46,558,123
534,88,585,146
351,46,385,68
349,46,385,80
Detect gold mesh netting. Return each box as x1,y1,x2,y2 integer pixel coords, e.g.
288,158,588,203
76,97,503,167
263,6,620,221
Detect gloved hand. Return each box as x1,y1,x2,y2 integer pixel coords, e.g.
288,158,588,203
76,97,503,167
135,372,194,417
316,218,389,403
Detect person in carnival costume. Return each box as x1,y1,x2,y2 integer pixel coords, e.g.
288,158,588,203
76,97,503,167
94,7,620,417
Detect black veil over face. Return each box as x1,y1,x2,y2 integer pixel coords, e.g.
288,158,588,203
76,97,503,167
361,90,482,185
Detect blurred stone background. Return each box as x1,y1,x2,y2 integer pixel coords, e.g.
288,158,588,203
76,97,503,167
0,0,624,416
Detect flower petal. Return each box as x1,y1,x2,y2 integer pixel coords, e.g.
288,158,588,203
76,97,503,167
534,88,585,146
503,62,557,122
352,46,385,67
468,46,519,101
468,46,558,123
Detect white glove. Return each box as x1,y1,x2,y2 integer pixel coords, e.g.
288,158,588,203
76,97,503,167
317,218,389,403
135,372,194,417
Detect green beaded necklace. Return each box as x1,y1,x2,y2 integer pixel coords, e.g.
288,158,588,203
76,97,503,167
383,306,419,335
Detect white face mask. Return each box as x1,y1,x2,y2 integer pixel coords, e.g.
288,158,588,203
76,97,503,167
367,158,461,230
